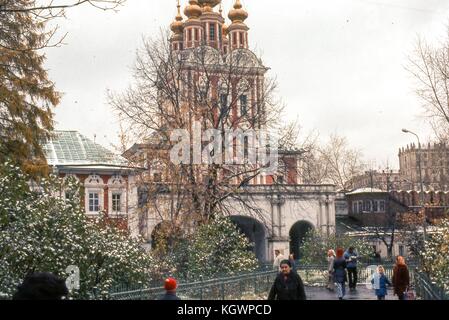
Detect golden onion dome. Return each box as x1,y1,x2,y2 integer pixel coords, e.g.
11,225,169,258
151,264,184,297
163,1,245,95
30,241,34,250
184,0,202,20
222,23,229,36
198,0,221,11
228,0,248,24
170,2,184,34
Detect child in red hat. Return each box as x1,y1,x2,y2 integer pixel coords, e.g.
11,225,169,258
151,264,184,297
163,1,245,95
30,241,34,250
158,277,181,300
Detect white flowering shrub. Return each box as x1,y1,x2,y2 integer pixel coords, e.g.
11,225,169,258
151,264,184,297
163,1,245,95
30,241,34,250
0,163,154,299
420,219,449,294
185,216,258,280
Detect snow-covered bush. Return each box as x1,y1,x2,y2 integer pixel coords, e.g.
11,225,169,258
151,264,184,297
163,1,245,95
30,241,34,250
0,163,153,299
185,216,258,280
420,219,449,294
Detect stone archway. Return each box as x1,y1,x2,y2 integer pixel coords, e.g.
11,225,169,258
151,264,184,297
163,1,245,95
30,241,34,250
230,216,268,262
289,221,314,261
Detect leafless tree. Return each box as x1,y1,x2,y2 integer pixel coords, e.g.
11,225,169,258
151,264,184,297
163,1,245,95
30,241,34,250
109,32,285,239
318,133,365,190
408,31,449,142
276,120,330,185
0,0,125,14
0,0,125,51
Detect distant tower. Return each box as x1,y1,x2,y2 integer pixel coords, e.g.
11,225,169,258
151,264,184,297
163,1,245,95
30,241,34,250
228,0,249,50
169,0,250,53
183,0,203,49
170,0,184,51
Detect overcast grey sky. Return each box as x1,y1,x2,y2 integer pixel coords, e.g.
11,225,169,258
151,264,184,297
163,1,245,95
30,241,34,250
44,0,449,170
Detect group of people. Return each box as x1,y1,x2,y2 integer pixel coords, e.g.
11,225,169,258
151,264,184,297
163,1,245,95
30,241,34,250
270,248,360,301
327,247,411,300
326,247,359,299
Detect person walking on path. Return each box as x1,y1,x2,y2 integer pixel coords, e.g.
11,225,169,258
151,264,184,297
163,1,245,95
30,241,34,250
268,260,307,300
288,254,297,273
371,265,392,300
392,256,410,300
273,250,285,272
333,248,348,300
344,247,358,291
158,277,181,300
327,249,336,291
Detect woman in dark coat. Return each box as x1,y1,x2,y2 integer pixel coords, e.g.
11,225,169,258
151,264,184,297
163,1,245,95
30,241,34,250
392,256,410,300
333,248,348,300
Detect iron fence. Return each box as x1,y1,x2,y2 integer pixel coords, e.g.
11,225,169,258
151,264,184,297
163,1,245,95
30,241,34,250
296,263,416,287
108,263,419,300
109,270,278,300
414,272,448,300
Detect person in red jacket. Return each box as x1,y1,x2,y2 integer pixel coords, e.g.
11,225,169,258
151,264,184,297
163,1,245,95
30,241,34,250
392,256,410,300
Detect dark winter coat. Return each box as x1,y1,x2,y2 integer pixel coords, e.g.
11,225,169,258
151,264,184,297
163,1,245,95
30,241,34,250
158,292,181,300
333,257,348,283
392,264,410,296
289,259,297,273
344,250,358,269
268,271,307,300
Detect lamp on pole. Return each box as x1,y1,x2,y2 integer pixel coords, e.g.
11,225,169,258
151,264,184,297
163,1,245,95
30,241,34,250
402,128,426,243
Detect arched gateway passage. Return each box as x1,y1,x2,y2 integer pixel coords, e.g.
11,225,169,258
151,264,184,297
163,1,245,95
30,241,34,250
230,216,267,262
289,221,314,260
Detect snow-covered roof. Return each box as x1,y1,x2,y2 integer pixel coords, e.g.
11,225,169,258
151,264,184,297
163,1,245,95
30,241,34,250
346,187,386,195
42,131,127,167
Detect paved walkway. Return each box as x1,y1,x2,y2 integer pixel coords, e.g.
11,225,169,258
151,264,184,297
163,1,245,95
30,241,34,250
306,286,397,300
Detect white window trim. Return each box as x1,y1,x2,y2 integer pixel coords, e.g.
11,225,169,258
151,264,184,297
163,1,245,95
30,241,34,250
108,175,127,216
84,174,104,215
108,188,127,216
85,188,104,215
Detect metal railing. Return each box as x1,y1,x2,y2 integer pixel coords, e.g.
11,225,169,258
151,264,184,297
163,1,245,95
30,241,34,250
109,269,278,300
414,272,448,300
108,263,419,300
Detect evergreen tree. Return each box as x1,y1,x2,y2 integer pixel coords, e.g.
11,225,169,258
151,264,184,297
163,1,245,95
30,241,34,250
0,0,59,175
0,0,124,175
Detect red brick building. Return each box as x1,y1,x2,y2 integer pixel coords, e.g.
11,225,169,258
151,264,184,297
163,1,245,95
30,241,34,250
42,131,138,230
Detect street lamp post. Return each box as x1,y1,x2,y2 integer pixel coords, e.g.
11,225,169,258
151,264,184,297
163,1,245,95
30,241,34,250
402,128,427,243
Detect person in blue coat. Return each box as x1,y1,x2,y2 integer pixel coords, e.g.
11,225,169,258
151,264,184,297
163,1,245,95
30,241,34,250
344,247,358,291
371,266,392,300
288,254,297,273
